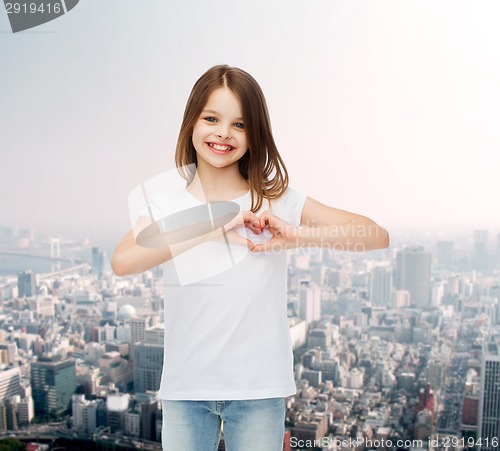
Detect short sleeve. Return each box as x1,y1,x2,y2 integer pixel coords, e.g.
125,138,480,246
270,186,307,226
139,193,167,222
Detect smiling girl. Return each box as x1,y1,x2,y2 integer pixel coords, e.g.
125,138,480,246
112,64,389,451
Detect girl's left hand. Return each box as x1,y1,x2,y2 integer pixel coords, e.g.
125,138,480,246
250,211,299,252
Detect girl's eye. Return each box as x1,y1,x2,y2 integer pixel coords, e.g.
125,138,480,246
204,117,217,123
234,122,244,129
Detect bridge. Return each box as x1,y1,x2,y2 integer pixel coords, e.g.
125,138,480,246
0,251,75,263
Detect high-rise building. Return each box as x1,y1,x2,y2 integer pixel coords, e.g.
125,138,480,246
369,266,393,306
462,394,479,433
426,361,444,392
136,391,160,441
133,343,164,393
17,270,36,298
298,282,321,325
76,366,100,398
0,343,18,366
125,407,141,437
391,290,410,309
130,316,155,367
431,278,444,307
72,394,99,433
0,367,21,401
415,384,436,424
92,246,104,279
0,403,6,432
435,241,455,269
143,325,164,345
31,356,76,417
496,233,500,269
395,247,431,307
490,288,500,329
290,412,328,445
16,395,34,425
473,230,489,272
34,296,55,318
5,397,19,431
130,317,150,346
155,408,162,442
98,351,133,391
414,409,433,441
107,392,129,433
478,341,500,450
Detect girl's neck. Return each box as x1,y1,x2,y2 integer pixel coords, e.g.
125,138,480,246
187,164,249,202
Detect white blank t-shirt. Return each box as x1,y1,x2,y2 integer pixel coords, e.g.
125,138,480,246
146,186,307,400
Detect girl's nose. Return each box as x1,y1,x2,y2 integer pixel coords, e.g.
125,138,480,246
217,128,230,139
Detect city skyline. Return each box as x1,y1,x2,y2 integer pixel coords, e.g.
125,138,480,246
3,2,500,449
2,224,500,282
1,222,500,448
1,0,500,248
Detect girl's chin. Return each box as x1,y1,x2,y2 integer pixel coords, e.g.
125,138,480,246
196,155,239,169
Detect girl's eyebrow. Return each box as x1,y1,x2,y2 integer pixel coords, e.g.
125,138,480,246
202,109,243,121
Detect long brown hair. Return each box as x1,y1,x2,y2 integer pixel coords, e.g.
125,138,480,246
175,64,289,213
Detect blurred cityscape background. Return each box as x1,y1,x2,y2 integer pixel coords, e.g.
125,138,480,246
0,225,499,450
2,2,500,449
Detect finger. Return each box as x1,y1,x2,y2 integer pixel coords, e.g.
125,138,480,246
224,230,255,250
231,236,255,249
242,210,259,222
258,211,277,228
225,211,254,230
239,212,265,234
246,238,256,250
258,212,296,238
243,217,261,227
251,220,264,234
234,211,260,228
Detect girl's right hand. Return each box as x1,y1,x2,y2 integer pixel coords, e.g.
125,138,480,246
219,210,263,250
112,210,263,277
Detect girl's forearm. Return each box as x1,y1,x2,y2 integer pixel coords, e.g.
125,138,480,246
296,219,390,252
111,235,172,276
111,226,224,277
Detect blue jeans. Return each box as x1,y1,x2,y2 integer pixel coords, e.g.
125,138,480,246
161,397,286,451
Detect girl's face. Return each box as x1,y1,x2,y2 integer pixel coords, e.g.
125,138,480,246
191,87,248,171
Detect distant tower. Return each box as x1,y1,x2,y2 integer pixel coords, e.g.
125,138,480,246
435,241,455,269
496,233,500,269
50,238,61,271
92,246,104,279
298,282,321,326
473,230,489,272
133,341,164,393
30,356,76,417
395,247,431,307
17,270,36,298
130,317,150,346
135,392,160,441
369,266,393,306
0,367,21,401
415,384,436,421
478,341,500,450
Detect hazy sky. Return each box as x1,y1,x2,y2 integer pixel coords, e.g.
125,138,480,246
1,0,499,248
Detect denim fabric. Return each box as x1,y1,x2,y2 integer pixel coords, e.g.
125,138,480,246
161,397,286,451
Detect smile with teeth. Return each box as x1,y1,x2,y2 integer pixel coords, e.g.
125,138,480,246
208,142,234,152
